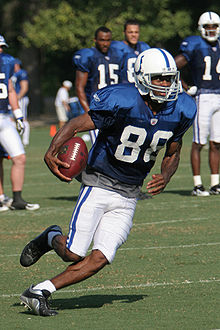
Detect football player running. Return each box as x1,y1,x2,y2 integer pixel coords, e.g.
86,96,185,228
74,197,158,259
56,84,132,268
20,48,196,316
175,11,220,196
73,26,122,144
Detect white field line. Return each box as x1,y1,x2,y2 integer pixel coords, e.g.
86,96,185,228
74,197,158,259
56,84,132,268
1,278,220,298
0,216,215,234
1,241,220,259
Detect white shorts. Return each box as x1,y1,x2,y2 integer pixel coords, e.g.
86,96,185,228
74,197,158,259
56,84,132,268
0,114,25,157
193,93,220,145
55,105,68,122
66,186,137,263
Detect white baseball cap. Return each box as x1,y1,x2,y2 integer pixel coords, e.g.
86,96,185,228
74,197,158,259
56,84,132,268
63,80,72,88
0,35,8,47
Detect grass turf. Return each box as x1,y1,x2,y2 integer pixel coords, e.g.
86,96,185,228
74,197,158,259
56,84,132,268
0,125,219,329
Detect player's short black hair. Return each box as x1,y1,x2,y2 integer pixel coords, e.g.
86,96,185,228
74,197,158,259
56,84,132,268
95,26,112,39
124,19,140,31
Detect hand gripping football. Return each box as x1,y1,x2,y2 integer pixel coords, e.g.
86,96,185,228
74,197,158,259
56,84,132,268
57,136,88,179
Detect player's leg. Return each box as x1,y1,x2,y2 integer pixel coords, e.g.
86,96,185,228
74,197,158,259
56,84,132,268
0,116,39,210
209,103,220,194
20,188,136,316
19,96,30,146
191,95,210,196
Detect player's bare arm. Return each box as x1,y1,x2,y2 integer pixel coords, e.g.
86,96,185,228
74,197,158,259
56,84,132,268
18,80,28,100
147,140,182,195
44,113,95,181
75,70,90,113
174,54,189,90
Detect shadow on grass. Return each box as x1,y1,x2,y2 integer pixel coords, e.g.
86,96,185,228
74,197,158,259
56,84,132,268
161,190,191,196
52,294,148,310
49,196,79,202
16,294,148,314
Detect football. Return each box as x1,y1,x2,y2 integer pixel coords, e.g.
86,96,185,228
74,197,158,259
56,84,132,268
57,136,88,179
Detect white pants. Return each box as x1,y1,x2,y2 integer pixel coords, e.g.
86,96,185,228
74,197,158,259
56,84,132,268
55,105,68,122
19,96,30,146
0,114,25,157
66,186,137,263
193,93,220,145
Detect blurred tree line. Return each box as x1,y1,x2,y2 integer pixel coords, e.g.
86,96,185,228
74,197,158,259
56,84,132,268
0,0,219,116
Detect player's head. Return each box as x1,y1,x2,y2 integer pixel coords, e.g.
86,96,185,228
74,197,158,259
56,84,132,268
63,80,72,89
134,48,180,103
198,11,220,42
94,26,112,54
124,19,140,46
0,35,8,53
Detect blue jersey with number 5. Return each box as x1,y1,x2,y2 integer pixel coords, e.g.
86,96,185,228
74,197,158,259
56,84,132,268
88,84,196,185
0,53,15,112
179,35,220,93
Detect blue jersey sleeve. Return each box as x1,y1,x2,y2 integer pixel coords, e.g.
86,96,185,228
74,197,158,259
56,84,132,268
72,48,94,73
171,92,197,142
179,36,200,62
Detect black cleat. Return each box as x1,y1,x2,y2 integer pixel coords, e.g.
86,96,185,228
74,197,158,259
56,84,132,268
20,285,57,316
20,225,62,267
210,184,220,195
10,200,40,211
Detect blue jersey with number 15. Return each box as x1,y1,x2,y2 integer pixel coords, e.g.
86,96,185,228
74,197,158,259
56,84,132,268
88,84,196,186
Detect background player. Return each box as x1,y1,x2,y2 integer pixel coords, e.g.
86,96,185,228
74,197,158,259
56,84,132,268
175,11,220,196
0,34,39,210
12,58,30,146
20,48,196,316
73,26,122,144
54,80,72,128
111,19,150,83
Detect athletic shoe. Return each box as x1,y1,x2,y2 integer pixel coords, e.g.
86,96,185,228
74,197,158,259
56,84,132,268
138,191,152,200
209,184,220,195
20,285,57,316
20,225,62,267
0,201,9,212
191,185,210,196
10,200,40,211
1,195,13,207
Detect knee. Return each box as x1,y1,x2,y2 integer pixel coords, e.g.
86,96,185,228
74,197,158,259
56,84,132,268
210,141,220,152
12,154,26,166
90,249,108,269
52,235,82,263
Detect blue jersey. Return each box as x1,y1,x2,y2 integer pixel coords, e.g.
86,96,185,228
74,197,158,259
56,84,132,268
111,41,150,83
73,47,122,103
179,35,220,93
88,84,196,185
111,40,150,57
0,53,15,113
12,69,29,95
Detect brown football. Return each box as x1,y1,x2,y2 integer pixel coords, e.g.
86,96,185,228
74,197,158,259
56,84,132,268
57,136,88,179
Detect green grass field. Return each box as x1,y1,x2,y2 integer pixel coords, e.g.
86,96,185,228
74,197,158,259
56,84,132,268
0,125,220,329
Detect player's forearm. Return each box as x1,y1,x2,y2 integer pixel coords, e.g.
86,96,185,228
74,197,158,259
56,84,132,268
161,151,180,184
77,91,90,113
46,113,95,156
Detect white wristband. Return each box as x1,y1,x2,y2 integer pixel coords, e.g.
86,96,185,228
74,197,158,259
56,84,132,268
13,108,23,120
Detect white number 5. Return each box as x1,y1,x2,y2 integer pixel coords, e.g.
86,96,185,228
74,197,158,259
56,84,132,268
0,73,8,99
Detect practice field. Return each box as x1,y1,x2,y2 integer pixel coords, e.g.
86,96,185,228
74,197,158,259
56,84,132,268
0,125,219,330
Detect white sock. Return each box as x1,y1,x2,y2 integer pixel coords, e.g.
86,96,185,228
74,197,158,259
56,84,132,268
0,194,4,202
193,175,202,187
211,174,219,187
33,280,56,293
48,231,62,248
